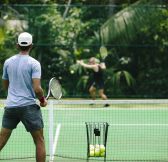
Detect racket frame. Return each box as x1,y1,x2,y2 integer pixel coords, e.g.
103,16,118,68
46,77,62,100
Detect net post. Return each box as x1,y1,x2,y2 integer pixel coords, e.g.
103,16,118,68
49,100,54,162
85,122,90,162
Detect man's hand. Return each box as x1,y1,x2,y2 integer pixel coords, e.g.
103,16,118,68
39,96,47,107
40,98,47,107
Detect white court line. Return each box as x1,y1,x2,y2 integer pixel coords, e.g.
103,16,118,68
109,124,168,126
53,123,168,126
45,107,168,111
50,123,61,161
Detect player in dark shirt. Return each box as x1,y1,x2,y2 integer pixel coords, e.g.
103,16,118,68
92,64,105,93
77,57,109,105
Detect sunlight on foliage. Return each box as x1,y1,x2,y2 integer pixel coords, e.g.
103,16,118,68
0,28,5,45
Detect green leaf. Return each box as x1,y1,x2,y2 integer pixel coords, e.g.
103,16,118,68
122,70,135,86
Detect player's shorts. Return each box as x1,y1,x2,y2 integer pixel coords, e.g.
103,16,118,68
2,104,44,132
91,81,104,89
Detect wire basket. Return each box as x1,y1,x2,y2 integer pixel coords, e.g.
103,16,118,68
85,122,109,162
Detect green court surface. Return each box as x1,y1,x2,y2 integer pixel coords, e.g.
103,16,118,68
0,100,168,162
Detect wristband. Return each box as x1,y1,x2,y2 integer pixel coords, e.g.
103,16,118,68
39,96,45,103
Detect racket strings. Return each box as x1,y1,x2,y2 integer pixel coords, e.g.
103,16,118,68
50,79,62,99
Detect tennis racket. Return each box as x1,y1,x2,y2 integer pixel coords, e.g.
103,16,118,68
99,46,108,61
46,77,62,100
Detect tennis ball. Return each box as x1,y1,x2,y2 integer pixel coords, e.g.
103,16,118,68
90,150,94,157
94,147,100,157
95,144,100,148
89,144,94,151
100,151,105,157
100,145,105,153
95,144,100,151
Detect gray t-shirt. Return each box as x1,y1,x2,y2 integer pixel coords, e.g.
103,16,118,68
2,54,41,107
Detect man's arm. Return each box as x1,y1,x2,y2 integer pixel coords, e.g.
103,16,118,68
2,80,9,90
2,61,9,90
32,78,47,107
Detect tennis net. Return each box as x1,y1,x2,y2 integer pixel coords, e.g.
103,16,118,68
1,99,168,162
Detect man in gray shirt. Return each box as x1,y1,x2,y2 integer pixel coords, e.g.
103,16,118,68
0,32,47,162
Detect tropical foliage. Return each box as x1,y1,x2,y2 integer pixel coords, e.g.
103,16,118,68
0,0,167,98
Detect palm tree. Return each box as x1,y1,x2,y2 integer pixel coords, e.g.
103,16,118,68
100,0,163,46
99,0,164,96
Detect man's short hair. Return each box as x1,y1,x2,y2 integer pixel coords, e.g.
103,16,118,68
18,45,32,51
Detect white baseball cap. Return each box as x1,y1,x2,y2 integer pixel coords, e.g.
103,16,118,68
18,32,33,46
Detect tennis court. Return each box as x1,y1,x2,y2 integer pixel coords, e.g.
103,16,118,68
1,99,168,162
